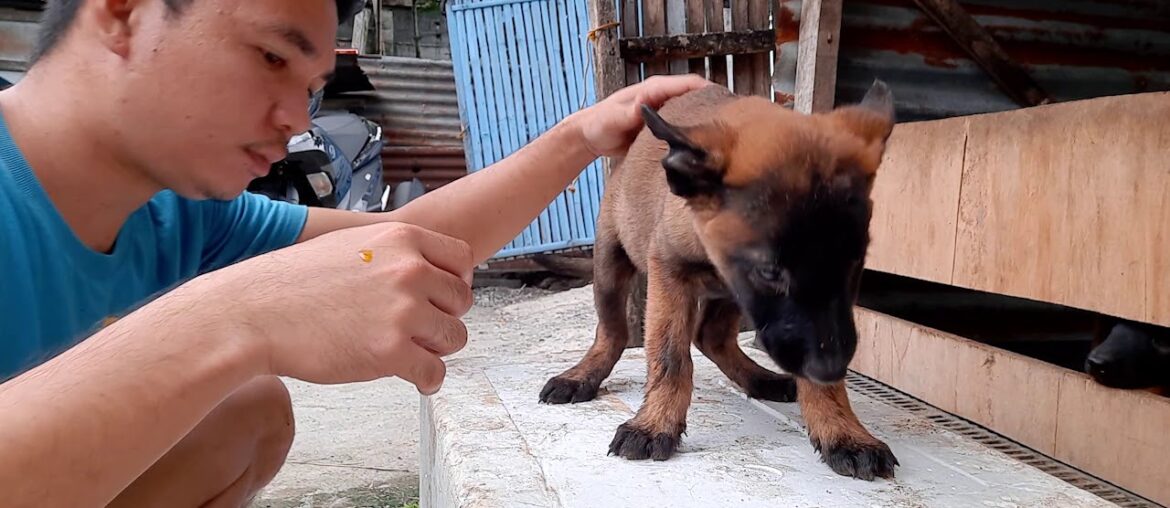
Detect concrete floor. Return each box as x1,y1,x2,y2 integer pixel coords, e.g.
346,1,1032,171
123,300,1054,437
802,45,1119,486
251,287,557,508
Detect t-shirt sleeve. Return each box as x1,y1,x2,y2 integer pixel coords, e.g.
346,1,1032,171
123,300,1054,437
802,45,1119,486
197,192,309,273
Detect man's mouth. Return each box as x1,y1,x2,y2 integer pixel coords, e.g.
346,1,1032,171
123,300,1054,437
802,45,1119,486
244,147,285,178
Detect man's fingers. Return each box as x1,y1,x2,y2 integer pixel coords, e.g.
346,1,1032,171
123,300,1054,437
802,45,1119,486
421,263,475,317
407,302,469,356
381,224,475,283
633,74,710,109
392,341,447,395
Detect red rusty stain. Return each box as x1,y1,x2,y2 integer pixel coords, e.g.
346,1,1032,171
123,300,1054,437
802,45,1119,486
775,4,799,44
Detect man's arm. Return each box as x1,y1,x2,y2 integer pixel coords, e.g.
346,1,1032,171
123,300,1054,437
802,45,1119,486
296,75,711,265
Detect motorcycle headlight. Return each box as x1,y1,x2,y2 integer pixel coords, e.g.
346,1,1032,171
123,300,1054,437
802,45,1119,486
305,171,334,198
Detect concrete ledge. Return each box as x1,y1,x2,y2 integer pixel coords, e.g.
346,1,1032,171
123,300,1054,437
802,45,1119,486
421,341,1114,508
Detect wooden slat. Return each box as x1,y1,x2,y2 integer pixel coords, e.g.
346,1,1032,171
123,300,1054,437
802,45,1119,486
685,0,705,75
1055,373,1170,505
619,29,775,62
665,0,688,74
643,0,669,76
748,0,770,97
866,117,966,285
794,0,841,113
705,0,728,86
953,92,1170,327
852,307,1170,505
910,0,1050,107
623,0,641,85
731,0,752,95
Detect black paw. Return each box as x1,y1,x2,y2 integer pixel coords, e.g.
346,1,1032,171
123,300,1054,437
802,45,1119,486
539,376,599,404
608,421,681,461
745,374,798,402
811,437,899,481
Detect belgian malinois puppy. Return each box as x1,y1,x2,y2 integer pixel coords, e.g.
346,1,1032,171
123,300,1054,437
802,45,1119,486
540,79,900,480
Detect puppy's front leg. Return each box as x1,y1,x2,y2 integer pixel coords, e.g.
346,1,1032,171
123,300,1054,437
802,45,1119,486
798,378,899,480
608,256,697,461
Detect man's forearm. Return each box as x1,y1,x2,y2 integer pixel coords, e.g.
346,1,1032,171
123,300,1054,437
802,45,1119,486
0,280,264,506
299,114,598,265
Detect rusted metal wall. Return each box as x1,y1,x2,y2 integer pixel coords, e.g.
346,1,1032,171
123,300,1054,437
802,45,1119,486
327,56,467,190
774,0,1170,121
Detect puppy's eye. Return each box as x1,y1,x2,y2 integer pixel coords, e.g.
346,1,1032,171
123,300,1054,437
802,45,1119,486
756,265,781,282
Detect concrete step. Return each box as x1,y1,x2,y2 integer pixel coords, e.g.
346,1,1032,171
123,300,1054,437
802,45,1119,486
420,340,1120,508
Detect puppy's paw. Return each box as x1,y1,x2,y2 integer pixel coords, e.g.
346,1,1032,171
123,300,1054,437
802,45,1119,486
539,376,599,404
811,435,899,481
608,421,681,461
745,373,798,403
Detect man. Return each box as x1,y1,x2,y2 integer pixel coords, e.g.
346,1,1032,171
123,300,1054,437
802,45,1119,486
0,0,709,506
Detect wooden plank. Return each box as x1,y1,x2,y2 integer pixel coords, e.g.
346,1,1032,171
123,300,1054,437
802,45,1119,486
705,0,728,86
953,91,1170,327
866,117,966,285
623,0,641,86
853,309,1060,456
794,0,841,113
748,0,770,97
619,29,775,62
1055,372,1170,505
730,0,753,95
685,0,705,75
643,0,669,76
910,0,1050,107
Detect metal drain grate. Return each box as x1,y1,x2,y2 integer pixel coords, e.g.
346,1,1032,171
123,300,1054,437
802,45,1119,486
845,372,1163,508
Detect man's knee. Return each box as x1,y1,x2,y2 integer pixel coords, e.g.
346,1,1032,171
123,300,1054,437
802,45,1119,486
226,376,295,482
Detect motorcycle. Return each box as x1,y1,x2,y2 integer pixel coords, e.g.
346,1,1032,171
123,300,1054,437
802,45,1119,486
248,49,390,213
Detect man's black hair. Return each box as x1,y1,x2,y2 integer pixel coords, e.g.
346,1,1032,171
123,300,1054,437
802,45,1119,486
29,0,366,65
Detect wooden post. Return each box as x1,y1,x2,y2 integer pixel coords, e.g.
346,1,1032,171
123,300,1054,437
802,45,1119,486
685,0,706,76
748,0,770,97
910,0,1050,107
589,0,625,178
705,0,728,86
794,0,842,114
623,0,641,86
731,0,752,95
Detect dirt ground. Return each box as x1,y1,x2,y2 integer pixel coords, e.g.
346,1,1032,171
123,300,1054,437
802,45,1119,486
252,285,584,508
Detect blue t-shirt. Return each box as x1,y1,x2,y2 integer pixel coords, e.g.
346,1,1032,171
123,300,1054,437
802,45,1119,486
0,115,309,378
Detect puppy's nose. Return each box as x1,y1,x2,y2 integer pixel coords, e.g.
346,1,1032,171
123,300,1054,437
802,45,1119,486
1084,356,1108,376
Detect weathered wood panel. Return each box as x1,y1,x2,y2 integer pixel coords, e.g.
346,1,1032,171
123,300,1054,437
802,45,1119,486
953,91,1170,326
866,117,966,285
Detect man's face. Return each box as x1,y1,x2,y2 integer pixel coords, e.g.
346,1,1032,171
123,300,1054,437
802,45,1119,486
114,0,338,200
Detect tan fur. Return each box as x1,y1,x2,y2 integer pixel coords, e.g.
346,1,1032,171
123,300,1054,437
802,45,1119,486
542,83,897,475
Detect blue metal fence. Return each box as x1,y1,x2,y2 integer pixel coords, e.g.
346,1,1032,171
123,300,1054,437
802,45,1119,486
447,0,605,259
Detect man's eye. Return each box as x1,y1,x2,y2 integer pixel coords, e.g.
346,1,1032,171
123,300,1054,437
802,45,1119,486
262,50,286,68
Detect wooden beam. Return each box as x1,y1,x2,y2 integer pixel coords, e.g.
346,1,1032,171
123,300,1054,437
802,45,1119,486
705,0,728,86
794,0,842,114
619,29,774,63
911,0,1050,107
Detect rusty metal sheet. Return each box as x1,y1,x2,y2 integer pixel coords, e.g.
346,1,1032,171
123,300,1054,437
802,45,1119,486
774,0,1170,121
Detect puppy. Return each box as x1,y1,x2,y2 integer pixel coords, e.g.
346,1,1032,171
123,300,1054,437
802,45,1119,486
540,79,900,480
1086,321,1170,394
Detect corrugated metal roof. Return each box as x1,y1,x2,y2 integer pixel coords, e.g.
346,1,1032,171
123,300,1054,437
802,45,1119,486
326,56,468,190
774,0,1170,121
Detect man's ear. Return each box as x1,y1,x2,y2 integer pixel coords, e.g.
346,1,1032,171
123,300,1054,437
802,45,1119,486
89,0,143,58
640,104,727,198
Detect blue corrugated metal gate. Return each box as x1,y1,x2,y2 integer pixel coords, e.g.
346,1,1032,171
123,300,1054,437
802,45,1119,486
447,0,605,259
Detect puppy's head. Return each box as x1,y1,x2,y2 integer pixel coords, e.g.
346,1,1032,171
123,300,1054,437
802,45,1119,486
1085,322,1170,389
642,80,896,384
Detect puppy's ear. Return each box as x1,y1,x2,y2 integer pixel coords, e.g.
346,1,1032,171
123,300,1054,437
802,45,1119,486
641,104,728,199
829,79,896,144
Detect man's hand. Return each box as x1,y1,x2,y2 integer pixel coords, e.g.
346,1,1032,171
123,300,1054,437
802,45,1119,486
572,74,711,158
196,221,474,394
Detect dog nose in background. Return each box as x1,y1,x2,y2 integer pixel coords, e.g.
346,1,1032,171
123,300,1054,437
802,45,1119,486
803,357,848,385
